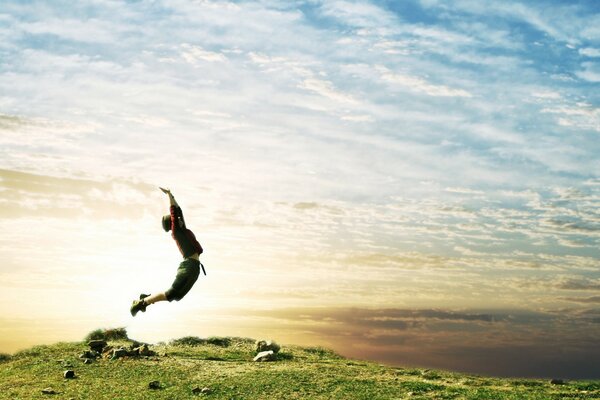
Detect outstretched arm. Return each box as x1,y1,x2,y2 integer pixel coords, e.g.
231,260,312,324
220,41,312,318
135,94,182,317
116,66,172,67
159,187,179,207
160,187,185,228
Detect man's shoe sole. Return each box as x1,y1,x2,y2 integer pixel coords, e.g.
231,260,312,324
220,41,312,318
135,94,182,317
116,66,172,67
130,300,146,317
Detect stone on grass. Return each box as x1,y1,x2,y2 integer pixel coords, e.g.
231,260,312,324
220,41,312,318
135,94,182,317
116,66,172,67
63,370,75,379
134,344,155,357
88,340,107,352
148,380,161,390
111,348,130,360
550,379,565,385
79,351,92,359
192,386,212,395
253,350,275,362
41,388,57,395
79,350,100,359
255,340,280,354
102,346,114,359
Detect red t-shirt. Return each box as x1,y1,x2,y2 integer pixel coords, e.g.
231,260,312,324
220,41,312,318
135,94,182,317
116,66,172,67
170,205,203,258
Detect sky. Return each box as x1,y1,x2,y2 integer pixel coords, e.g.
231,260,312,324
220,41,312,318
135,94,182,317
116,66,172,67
0,0,599,379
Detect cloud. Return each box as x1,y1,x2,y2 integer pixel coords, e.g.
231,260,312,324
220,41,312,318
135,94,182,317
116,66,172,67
293,202,319,210
554,277,600,291
421,0,593,44
578,47,600,58
576,61,600,83
541,103,600,132
318,0,398,29
0,113,23,127
531,91,561,100
340,114,373,122
18,17,120,44
561,296,600,304
181,44,227,64
376,65,472,97
222,306,600,378
0,168,157,219
298,78,358,104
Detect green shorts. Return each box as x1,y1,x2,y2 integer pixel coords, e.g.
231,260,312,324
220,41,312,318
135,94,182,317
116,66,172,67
165,258,200,302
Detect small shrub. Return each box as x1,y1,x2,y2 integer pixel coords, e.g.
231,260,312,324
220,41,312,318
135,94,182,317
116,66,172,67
277,352,294,360
402,369,423,376
574,382,600,391
170,336,207,346
103,328,129,340
206,337,231,347
85,327,128,341
228,337,255,344
304,346,341,358
422,371,442,380
86,329,104,341
0,353,11,363
170,336,235,347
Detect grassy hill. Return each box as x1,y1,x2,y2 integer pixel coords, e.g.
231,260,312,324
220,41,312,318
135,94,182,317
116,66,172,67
0,330,599,399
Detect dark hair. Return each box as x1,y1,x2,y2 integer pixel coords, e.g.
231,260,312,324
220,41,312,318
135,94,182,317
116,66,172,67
162,215,171,232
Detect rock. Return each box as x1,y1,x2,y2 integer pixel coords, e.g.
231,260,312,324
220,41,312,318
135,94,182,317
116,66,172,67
79,350,100,359
41,388,57,395
192,386,212,395
63,370,75,379
255,340,280,354
550,379,565,385
134,344,155,357
148,380,161,390
88,340,107,352
110,347,130,360
253,350,275,362
102,346,114,359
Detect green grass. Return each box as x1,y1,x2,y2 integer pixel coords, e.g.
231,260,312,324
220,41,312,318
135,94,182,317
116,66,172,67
0,335,599,399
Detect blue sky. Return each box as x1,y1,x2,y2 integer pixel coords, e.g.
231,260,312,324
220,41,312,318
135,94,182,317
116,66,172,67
0,0,599,378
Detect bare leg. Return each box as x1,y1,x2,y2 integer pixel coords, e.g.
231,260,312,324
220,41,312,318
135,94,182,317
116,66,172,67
145,292,167,305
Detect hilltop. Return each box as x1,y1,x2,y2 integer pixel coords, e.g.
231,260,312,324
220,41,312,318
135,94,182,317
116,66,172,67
0,329,598,399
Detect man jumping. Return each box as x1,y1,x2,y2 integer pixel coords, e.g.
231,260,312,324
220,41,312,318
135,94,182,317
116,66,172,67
130,187,205,316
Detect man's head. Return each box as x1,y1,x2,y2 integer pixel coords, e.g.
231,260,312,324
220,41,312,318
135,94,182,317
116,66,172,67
162,215,171,232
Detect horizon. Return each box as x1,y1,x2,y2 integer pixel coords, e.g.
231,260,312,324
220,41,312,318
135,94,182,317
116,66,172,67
1,0,599,379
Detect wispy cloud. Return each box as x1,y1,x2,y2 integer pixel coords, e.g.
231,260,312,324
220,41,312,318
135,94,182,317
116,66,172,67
576,61,600,83
579,47,600,58
181,44,228,64
376,65,472,97
561,296,600,304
